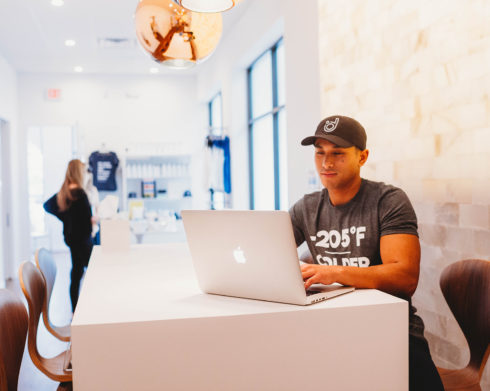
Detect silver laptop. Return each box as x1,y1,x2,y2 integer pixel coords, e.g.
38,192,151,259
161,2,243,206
181,210,354,305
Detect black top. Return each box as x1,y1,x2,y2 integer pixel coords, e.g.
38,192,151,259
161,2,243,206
43,188,92,247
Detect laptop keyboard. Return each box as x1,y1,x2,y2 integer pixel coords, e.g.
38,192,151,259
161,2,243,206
306,289,321,296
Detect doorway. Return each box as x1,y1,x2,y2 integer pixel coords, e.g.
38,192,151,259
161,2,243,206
0,119,13,287
27,126,77,254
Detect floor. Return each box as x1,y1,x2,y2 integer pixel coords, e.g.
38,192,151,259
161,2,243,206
7,251,76,391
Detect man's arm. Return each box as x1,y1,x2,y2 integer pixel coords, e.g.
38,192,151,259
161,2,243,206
301,233,420,299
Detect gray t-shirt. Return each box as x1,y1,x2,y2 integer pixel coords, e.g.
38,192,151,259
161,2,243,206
289,178,425,340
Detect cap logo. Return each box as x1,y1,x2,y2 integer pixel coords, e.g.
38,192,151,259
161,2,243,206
323,118,339,133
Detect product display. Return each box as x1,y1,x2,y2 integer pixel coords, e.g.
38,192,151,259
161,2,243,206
126,162,189,178
123,153,192,217
141,180,156,198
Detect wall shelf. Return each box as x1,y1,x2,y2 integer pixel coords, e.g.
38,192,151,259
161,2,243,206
121,153,193,214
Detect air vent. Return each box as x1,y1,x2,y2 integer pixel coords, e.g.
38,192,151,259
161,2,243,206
97,37,136,49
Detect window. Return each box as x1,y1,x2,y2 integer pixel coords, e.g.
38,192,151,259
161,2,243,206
248,39,287,210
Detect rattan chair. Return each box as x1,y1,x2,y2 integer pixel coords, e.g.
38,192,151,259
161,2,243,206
0,289,28,391
437,259,490,391
19,261,72,390
35,248,71,341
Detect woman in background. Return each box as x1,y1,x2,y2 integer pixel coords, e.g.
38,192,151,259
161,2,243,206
44,159,93,312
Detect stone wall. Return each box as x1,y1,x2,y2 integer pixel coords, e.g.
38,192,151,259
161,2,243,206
317,0,489,387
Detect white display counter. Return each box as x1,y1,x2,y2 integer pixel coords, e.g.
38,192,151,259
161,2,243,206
71,243,408,391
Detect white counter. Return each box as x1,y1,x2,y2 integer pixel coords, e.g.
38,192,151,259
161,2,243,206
72,243,408,390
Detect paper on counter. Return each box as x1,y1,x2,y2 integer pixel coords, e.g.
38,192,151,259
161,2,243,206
98,195,119,219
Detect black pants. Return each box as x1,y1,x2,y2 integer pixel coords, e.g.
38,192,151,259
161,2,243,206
409,335,444,391
69,243,93,312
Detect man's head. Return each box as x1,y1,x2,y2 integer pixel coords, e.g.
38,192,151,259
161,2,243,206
301,115,367,150
302,115,369,191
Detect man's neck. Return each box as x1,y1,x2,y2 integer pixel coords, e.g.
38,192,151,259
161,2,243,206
327,177,363,206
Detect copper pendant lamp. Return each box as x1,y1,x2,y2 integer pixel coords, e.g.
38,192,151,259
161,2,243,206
134,0,222,69
172,0,242,13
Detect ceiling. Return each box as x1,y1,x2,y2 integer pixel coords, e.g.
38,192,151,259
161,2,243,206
0,0,250,75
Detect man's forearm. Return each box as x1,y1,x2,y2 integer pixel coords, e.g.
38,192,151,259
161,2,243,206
302,262,418,299
334,263,418,298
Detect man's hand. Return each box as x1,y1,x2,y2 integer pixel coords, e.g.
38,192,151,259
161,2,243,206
301,264,339,289
299,234,420,298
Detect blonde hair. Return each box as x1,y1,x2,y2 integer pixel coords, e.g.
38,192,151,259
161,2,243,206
57,159,85,212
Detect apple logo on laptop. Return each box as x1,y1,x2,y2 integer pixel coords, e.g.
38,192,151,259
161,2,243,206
233,246,247,264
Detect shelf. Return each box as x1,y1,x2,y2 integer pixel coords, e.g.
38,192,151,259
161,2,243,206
125,153,191,158
126,176,191,180
125,154,191,164
122,152,193,212
129,197,192,202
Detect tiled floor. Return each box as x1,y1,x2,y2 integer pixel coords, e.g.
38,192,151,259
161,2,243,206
7,251,76,391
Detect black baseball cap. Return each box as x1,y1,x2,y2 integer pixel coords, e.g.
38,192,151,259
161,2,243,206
301,115,367,150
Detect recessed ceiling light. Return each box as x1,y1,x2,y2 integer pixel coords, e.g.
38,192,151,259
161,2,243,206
65,39,76,47
176,0,241,13
74,66,83,73
150,67,159,74
51,0,64,6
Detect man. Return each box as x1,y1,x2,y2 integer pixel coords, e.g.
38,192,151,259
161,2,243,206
289,115,444,391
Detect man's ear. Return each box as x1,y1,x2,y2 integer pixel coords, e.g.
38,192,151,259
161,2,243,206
359,149,369,167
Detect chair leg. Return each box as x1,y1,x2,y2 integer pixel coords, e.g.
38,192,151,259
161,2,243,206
57,381,73,391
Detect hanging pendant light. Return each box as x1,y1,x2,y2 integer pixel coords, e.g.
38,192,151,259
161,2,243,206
172,0,242,13
134,0,222,69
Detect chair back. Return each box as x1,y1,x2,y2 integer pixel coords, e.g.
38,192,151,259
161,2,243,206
35,249,57,321
440,259,490,377
0,289,28,391
19,261,46,368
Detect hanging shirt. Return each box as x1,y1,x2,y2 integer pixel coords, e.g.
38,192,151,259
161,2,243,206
88,151,119,191
204,136,231,194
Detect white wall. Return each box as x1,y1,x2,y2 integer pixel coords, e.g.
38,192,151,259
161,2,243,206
196,0,321,209
316,1,490,386
18,73,201,154
0,53,21,280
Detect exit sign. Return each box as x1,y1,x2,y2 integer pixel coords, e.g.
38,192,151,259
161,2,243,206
46,88,62,101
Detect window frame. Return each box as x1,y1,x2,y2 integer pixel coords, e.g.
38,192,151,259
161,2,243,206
247,38,285,210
